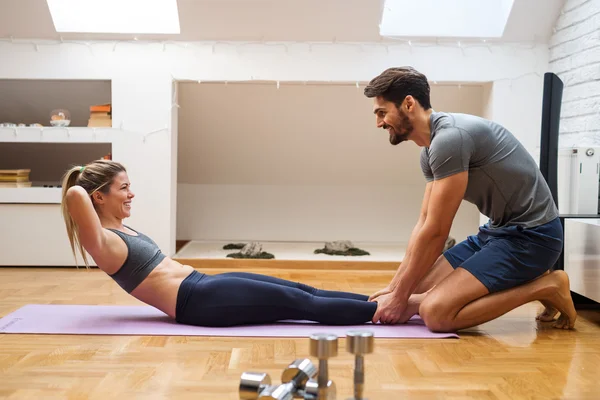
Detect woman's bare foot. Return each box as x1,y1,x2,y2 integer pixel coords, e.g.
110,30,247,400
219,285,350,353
397,293,424,323
397,289,436,324
371,292,424,324
541,270,577,330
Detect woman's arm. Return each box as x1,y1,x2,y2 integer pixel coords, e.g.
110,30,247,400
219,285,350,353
65,185,108,256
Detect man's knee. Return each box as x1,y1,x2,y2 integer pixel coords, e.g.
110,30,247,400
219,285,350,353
420,294,454,333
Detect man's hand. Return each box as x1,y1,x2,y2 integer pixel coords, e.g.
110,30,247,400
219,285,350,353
368,286,393,301
371,293,408,324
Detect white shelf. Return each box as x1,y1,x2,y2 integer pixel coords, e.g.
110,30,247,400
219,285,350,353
0,127,114,143
0,127,119,205
0,187,62,204
568,218,600,227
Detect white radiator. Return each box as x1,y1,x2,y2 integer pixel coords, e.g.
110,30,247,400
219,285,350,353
557,147,600,215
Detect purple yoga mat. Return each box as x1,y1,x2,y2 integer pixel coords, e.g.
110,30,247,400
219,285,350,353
0,304,458,339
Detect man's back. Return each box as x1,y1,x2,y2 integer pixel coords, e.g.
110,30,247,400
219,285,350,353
420,111,558,228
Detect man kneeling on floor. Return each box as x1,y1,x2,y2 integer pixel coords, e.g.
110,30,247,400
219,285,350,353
364,66,576,332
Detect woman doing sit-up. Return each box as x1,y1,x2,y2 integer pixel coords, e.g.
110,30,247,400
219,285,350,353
61,159,379,327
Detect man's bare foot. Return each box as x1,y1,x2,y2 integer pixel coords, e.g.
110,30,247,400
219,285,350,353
541,270,577,330
536,301,559,322
532,271,559,322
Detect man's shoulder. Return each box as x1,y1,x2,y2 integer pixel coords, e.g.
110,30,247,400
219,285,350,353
431,111,489,132
430,112,502,148
430,111,454,127
429,113,467,150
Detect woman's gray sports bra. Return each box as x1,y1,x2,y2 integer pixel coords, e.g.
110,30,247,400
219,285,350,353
106,226,166,293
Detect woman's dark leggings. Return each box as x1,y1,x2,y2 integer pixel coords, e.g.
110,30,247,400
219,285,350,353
175,270,378,327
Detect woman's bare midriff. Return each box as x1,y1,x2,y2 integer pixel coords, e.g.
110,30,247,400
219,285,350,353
129,258,196,319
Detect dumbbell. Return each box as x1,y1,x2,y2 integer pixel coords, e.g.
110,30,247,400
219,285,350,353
345,330,374,400
300,377,336,400
281,358,318,397
258,384,292,400
258,358,318,400
309,333,338,400
239,372,273,399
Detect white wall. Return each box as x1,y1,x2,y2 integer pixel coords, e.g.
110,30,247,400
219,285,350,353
549,0,600,147
490,74,547,158
176,82,483,244
0,39,549,258
481,82,494,121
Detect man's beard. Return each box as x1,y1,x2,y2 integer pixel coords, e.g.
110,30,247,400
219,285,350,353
389,131,409,145
387,111,413,146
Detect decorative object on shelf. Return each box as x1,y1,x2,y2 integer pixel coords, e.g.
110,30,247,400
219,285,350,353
314,240,370,256
1,122,43,127
88,104,112,127
226,242,275,259
443,236,456,252
223,243,246,250
50,109,71,127
0,169,32,188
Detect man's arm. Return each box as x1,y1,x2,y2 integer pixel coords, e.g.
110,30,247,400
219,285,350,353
393,170,468,302
387,181,433,289
370,182,433,301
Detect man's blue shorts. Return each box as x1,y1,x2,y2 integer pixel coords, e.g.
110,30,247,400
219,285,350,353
443,217,563,293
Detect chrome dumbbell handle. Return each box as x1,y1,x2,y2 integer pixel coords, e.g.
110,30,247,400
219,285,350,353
258,382,295,400
309,333,338,400
318,358,329,396
346,330,374,400
282,358,318,388
353,355,365,399
260,358,319,400
281,358,318,399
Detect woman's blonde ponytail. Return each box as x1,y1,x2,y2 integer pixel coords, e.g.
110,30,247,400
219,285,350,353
60,166,90,268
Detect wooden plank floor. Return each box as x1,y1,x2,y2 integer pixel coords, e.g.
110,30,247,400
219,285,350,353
1,267,599,399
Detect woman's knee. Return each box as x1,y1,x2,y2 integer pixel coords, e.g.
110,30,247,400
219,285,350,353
296,282,317,294
419,295,454,333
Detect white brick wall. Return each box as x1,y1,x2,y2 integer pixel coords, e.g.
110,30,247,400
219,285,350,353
549,0,600,147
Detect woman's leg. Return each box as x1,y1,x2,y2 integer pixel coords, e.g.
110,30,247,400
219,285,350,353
211,272,369,301
176,273,377,327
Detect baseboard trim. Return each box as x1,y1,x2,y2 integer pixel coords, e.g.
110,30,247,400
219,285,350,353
174,257,400,270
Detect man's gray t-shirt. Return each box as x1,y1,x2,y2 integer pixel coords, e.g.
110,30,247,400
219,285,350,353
420,111,558,229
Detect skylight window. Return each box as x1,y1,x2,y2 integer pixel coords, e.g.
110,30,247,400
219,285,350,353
379,0,515,38
46,0,180,34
